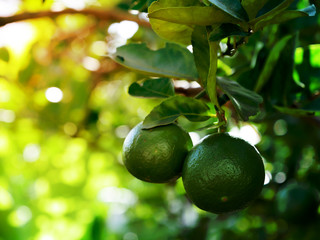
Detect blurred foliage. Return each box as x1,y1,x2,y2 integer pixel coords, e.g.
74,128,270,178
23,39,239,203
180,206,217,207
0,0,319,240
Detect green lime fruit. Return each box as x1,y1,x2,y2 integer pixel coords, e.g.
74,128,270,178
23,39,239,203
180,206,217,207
182,133,265,214
123,122,192,183
275,182,319,224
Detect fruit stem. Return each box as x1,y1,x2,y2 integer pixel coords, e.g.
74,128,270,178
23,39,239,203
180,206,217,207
206,40,226,130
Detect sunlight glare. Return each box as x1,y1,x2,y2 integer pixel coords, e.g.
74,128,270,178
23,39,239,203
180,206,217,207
275,172,286,184
0,22,35,54
229,124,261,145
45,87,63,103
108,21,139,40
82,56,100,71
189,132,201,145
0,0,19,17
264,171,272,185
23,144,41,162
0,109,15,123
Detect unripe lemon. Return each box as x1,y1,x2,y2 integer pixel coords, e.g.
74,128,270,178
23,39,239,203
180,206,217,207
182,133,265,214
123,122,192,183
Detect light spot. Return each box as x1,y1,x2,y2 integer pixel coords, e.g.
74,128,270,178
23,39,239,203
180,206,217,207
115,125,130,139
187,45,193,53
0,109,15,123
108,21,139,40
8,206,32,227
0,0,19,17
174,80,190,89
91,41,108,56
0,187,13,210
97,187,137,207
23,144,41,162
0,22,35,53
129,10,139,15
59,0,86,10
275,172,286,184
189,132,201,145
229,124,261,145
82,56,100,71
273,119,287,136
264,171,272,185
63,122,78,136
45,87,63,103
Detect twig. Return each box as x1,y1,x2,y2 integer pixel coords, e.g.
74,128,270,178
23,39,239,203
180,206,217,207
0,8,151,28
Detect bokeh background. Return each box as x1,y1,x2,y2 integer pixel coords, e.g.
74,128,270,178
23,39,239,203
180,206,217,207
0,0,320,239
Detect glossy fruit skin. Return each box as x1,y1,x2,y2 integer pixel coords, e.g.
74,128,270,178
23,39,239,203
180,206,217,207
182,133,265,214
123,122,192,183
275,182,319,224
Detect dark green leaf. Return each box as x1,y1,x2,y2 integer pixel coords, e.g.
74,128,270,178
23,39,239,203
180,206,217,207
191,26,210,86
148,6,241,26
250,0,295,29
142,96,213,129
113,43,198,81
0,47,9,62
274,106,319,116
148,0,200,45
254,35,292,92
241,0,269,20
208,23,250,42
217,77,263,120
254,5,317,30
208,0,249,21
128,78,175,98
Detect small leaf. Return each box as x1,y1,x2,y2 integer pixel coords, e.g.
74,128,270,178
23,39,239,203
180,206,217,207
254,35,292,92
191,26,210,86
208,23,250,42
113,43,198,81
128,78,175,98
241,0,269,20
254,5,317,30
142,96,212,129
274,106,319,116
148,6,241,26
217,77,263,121
208,0,249,22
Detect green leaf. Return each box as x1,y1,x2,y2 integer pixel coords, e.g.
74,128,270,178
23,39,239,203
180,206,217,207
241,0,269,20
113,43,198,81
208,0,249,21
250,0,295,29
274,106,319,116
128,78,175,98
254,5,317,30
191,26,210,86
148,6,241,26
217,77,263,121
148,0,199,45
0,47,9,62
208,23,250,42
142,96,212,129
254,35,292,92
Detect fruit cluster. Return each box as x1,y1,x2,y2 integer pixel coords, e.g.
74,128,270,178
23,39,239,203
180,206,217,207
123,122,265,214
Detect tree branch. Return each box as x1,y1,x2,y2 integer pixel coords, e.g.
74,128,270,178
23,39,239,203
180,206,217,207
0,8,151,28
